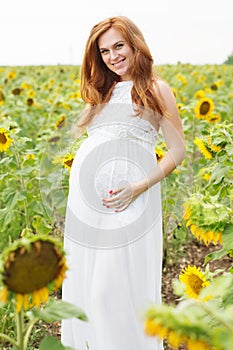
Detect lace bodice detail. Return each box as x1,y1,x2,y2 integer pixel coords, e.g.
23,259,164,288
87,81,158,148
109,80,134,104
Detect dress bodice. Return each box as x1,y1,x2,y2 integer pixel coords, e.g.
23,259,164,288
86,81,158,148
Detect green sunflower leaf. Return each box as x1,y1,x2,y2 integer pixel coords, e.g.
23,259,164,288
32,299,88,322
39,336,75,350
222,224,233,250
31,215,52,235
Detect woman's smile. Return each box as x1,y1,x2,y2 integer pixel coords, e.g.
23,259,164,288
98,27,134,81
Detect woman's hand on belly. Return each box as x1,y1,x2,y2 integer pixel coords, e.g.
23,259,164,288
102,182,144,212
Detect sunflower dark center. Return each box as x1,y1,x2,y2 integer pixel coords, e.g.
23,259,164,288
188,274,203,294
3,241,63,294
211,83,218,91
200,101,210,115
0,133,7,144
65,159,73,167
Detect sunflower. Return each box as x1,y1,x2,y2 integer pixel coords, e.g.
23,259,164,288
74,78,81,85
55,115,66,129
194,90,205,99
196,75,206,83
49,77,56,85
202,173,211,181
0,128,13,152
177,103,185,113
171,87,177,98
61,102,72,110
26,98,34,106
12,87,22,96
63,154,75,170
0,90,5,101
183,201,223,246
198,167,212,181
167,331,185,349
195,98,214,119
53,152,75,171
21,82,32,90
25,153,36,160
69,91,81,99
7,71,16,79
0,235,67,313
206,114,221,123
155,142,167,162
210,83,218,91
187,338,211,350
144,319,168,339
155,147,165,162
176,73,188,86
210,144,221,152
27,90,36,98
194,138,213,160
179,265,210,299
190,225,223,246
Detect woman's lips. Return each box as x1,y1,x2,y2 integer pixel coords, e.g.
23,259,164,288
113,58,126,68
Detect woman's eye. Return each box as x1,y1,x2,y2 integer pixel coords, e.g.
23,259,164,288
100,49,108,55
116,43,123,49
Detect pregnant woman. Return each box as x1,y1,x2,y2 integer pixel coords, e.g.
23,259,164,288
61,16,186,350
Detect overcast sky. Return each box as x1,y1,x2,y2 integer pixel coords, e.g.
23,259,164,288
1,0,232,66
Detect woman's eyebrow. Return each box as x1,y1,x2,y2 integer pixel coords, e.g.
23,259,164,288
99,40,125,50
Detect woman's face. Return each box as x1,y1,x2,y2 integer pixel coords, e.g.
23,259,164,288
98,27,135,81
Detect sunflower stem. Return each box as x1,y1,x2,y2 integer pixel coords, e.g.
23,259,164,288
23,316,39,349
13,143,30,228
0,333,18,347
16,310,25,350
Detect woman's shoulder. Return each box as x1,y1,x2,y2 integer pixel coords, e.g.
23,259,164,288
153,79,173,96
152,78,178,118
153,79,176,106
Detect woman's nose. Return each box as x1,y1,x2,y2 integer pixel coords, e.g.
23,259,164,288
110,50,119,61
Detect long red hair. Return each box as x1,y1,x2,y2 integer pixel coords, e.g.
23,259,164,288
78,16,166,130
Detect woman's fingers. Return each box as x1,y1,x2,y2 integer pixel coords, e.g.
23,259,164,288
103,195,123,208
115,203,130,212
102,184,135,211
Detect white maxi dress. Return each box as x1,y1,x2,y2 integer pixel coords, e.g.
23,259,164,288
61,80,163,350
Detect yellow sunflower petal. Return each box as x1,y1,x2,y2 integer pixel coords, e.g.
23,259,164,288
0,288,8,303
187,338,211,350
16,294,24,313
167,331,185,348
144,319,168,339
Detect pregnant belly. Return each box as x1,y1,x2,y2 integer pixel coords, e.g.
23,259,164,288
67,138,161,249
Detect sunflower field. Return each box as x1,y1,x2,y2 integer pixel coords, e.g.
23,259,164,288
0,64,233,349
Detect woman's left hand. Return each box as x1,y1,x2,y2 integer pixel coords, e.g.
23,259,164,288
102,182,143,212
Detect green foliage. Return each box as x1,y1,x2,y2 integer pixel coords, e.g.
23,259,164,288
39,336,75,350
0,235,87,350
224,51,233,65
32,299,88,323
147,273,233,350
0,66,84,251
1,63,233,348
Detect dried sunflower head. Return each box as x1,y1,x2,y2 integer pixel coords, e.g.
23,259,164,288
0,235,67,312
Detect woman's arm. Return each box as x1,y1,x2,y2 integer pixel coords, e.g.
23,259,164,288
102,80,186,211
135,79,186,193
